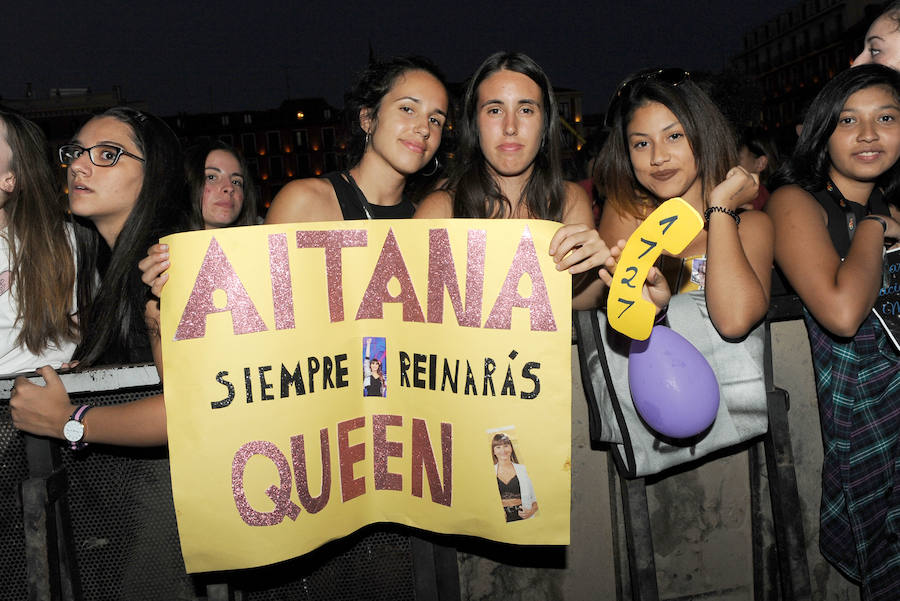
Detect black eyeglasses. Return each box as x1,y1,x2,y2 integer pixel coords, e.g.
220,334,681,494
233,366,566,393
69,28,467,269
604,68,691,127
58,144,145,167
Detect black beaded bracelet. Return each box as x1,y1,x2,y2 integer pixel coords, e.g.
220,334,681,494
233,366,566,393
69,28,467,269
861,215,887,234
704,206,741,226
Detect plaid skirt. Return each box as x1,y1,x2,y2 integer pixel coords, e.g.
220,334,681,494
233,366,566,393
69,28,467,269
806,310,900,599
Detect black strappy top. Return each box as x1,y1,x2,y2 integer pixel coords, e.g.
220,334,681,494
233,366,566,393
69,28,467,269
322,171,416,221
812,180,890,258
497,475,521,500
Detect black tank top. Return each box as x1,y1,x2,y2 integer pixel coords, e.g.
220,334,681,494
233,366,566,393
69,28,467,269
496,474,521,500
322,172,416,221
812,181,889,258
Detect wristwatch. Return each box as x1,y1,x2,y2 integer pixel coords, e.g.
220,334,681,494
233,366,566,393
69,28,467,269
63,405,92,450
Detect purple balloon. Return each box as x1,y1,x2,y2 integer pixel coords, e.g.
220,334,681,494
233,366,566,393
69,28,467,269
628,326,719,438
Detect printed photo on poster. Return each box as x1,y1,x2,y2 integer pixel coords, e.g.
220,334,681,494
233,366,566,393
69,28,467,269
363,336,387,397
490,430,538,522
690,256,707,289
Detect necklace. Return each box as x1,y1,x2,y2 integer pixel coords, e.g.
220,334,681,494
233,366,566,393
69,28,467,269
343,170,374,220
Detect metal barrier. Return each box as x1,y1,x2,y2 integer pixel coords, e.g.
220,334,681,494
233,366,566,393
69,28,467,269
1,365,459,601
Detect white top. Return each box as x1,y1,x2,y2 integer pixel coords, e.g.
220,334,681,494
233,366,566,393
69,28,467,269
0,225,77,375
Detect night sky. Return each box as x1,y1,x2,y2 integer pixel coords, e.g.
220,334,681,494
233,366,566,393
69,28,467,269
5,1,820,117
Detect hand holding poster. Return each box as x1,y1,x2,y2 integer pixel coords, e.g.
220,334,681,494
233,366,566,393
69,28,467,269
161,219,572,572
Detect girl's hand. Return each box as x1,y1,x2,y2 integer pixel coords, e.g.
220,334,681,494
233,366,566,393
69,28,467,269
600,240,671,314
880,214,900,241
10,366,73,439
709,166,759,213
549,223,611,274
518,502,538,519
643,266,672,314
138,243,170,299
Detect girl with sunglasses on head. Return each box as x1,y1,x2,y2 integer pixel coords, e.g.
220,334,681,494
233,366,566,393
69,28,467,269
11,107,189,446
413,51,610,310
597,68,772,339
766,64,900,599
0,111,77,373
140,55,449,297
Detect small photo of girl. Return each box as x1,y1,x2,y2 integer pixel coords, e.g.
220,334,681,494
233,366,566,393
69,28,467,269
491,431,538,522
363,336,386,397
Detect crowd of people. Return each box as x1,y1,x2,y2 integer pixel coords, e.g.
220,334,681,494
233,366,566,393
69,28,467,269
6,2,900,595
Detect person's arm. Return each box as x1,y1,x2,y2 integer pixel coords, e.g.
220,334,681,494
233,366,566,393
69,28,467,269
413,189,454,219
10,366,168,446
766,184,897,337
146,299,163,380
550,182,612,310
704,167,773,338
515,463,538,518
518,501,538,519
265,178,344,224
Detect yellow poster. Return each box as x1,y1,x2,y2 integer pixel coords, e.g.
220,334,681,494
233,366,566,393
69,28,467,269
161,219,572,573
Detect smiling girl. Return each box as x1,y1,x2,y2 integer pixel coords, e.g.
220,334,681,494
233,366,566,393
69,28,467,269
766,64,900,599
597,68,771,338
265,55,448,224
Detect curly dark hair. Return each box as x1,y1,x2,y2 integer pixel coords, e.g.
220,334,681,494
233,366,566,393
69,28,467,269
345,55,447,167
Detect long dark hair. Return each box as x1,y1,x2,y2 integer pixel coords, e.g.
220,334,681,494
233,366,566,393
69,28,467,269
0,111,77,353
73,107,189,366
770,64,900,198
184,140,257,229
599,69,737,220
449,51,565,220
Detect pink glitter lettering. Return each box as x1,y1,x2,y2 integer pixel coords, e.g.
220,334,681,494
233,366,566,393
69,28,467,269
426,228,485,327
232,440,301,526
337,416,367,502
296,229,367,323
373,414,403,491
356,228,424,322
485,226,557,331
269,233,295,330
410,418,452,507
290,429,331,513
174,237,267,340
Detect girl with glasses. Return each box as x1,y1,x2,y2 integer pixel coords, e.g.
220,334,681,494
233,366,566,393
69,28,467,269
597,69,772,339
11,107,188,446
766,64,900,599
414,51,610,310
0,111,77,373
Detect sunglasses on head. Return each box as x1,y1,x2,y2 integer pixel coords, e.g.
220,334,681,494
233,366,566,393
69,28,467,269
604,68,690,127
